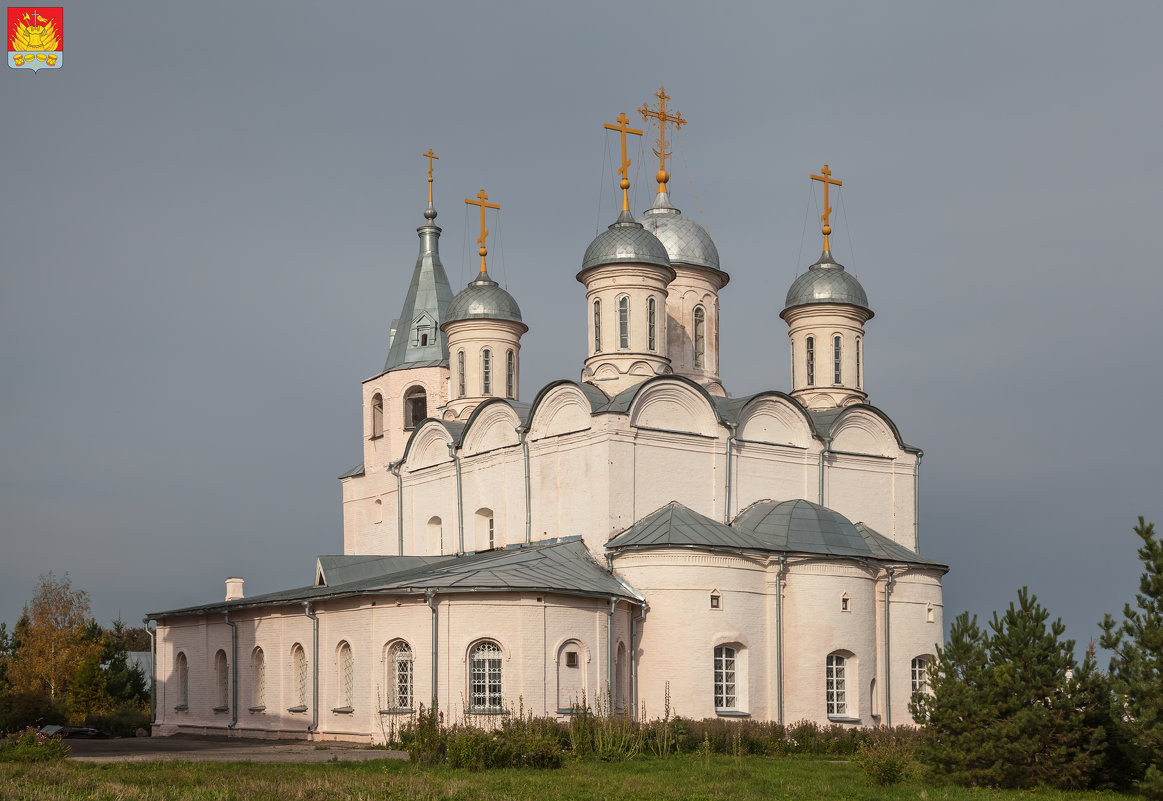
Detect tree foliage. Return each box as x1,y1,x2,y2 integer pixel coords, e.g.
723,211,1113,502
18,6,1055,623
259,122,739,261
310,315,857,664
1100,517,1163,797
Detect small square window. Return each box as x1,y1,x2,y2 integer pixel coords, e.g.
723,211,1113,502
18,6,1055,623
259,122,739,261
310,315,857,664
710,594,721,609
841,596,850,612
565,651,578,668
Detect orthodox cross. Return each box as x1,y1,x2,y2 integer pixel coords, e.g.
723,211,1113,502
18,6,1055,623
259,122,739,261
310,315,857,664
810,164,843,251
422,149,439,205
603,112,643,213
639,86,686,194
465,189,500,274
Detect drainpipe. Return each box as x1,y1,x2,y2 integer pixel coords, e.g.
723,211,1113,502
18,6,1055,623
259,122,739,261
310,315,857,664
302,602,319,734
884,567,896,727
448,443,465,555
426,591,439,711
723,422,737,523
913,453,923,552
630,603,646,721
517,426,531,544
818,437,831,505
142,617,156,725
390,459,404,556
223,612,238,730
775,555,786,724
607,598,617,703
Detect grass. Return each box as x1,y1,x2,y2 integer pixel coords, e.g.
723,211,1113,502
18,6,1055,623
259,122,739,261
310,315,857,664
0,754,1137,801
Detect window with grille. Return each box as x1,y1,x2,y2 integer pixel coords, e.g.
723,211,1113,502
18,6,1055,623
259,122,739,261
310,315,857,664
215,649,229,709
693,306,706,368
292,644,308,708
251,647,265,709
647,297,657,351
482,349,492,395
469,640,503,713
175,652,189,709
488,517,495,549
387,641,413,710
338,642,354,710
714,645,737,711
457,350,466,398
617,296,629,349
826,654,847,717
506,350,515,399
593,299,602,352
806,336,815,385
833,335,842,384
911,656,930,695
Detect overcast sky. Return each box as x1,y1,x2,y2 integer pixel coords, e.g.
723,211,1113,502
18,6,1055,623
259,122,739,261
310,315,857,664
3,2,1161,658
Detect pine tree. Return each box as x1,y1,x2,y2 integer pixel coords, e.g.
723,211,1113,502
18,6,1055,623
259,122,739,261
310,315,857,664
67,650,110,725
1100,517,1163,798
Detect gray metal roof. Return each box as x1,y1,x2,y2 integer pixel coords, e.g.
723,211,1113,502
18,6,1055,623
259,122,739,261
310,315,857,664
781,250,872,317
316,554,448,586
443,269,525,326
337,462,365,480
580,210,673,274
606,502,768,551
382,207,455,373
637,190,725,277
149,540,638,619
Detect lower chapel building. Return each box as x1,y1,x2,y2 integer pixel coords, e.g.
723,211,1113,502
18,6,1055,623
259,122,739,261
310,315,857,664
149,112,947,741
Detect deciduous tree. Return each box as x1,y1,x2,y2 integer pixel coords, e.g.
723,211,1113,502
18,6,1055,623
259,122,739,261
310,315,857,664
5,573,101,702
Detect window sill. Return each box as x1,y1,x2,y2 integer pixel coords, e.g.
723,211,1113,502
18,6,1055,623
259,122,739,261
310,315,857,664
212,705,229,713
287,705,308,714
369,435,384,441
173,705,188,712
248,705,266,713
379,708,414,715
715,710,751,718
465,708,508,716
331,706,354,714
827,715,861,724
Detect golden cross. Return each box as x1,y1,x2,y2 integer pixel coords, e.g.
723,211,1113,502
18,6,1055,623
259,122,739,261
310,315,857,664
465,189,501,274
603,112,643,212
422,149,439,205
639,86,686,193
810,164,843,250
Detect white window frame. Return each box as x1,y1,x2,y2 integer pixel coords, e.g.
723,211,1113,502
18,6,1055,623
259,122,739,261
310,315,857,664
693,305,706,368
468,640,504,713
647,297,657,352
826,653,847,718
481,349,492,395
336,641,354,711
291,644,308,709
505,349,515,399
251,647,265,710
714,645,737,711
833,334,842,384
617,296,630,350
385,641,414,711
456,350,466,398
593,299,602,353
806,336,815,386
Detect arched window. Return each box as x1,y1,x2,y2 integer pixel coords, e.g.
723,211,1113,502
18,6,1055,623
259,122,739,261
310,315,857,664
805,336,815,386
506,350,515,399
693,306,706,368
647,297,657,352
214,649,229,710
556,640,585,712
593,299,602,353
475,508,495,550
790,342,795,386
336,641,354,711
714,645,737,711
856,336,862,388
251,647,265,709
826,653,847,717
371,394,384,439
616,642,629,713
291,644,308,710
428,516,443,555
833,335,842,384
386,641,414,711
911,656,931,695
617,296,630,349
175,652,189,709
457,350,466,398
482,349,492,395
404,386,427,429
373,498,383,524
468,640,504,713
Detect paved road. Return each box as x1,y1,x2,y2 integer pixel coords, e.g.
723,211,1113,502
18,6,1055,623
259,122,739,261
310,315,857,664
67,735,408,764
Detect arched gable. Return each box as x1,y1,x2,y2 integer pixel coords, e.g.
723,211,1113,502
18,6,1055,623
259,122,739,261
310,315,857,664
403,420,454,470
527,383,593,441
737,396,812,448
461,400,522,456
828,407,901,457
629,378,719,437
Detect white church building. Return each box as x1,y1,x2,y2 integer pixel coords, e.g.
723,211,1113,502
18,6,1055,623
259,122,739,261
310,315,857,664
149,94,946,742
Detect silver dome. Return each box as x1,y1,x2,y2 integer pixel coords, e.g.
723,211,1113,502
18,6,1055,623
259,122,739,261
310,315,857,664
637,191,723,274
444,270,524,326
580,209,671,273
781,250,872,317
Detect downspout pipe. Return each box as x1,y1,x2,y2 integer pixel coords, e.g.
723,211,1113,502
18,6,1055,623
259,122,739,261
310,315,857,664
517,426,531,544
607,598,617,703
223,612,238,730
723,422,737,523
389,459,404,556
448,443,465,555
818,437,831,505
302,602,319,734
884,567,896,727
775,555,786,724
142,617,156,725
630,603,646,721
426,591,439,711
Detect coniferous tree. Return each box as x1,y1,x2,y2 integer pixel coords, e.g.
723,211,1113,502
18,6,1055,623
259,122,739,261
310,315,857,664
1100,518,1163,798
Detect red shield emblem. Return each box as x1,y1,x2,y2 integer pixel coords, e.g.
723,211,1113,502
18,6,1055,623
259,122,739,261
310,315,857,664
8,7,62,72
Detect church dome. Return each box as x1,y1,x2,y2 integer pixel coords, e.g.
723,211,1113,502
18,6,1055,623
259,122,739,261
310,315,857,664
637,191,722,273
580,209,671,273
781,250,872,317
733,498,874,555
444,270,523,325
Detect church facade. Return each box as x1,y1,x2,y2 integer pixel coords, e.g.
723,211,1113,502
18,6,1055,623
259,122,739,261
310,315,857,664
149,94,946,742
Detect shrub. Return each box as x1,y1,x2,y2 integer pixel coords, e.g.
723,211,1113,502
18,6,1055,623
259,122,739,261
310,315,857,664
0,691,66,735
854,730,917,785
0,726,70,762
